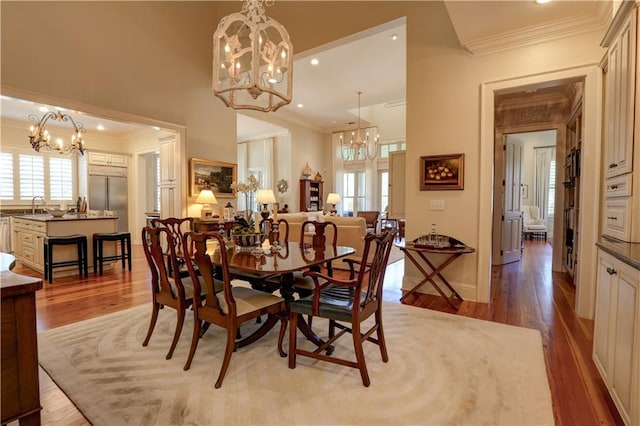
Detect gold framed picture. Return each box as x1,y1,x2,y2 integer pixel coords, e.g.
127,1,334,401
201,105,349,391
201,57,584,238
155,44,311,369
189,158,237,198
420,153,464,191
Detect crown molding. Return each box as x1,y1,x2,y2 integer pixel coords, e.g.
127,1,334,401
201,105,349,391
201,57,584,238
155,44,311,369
463,6,610,57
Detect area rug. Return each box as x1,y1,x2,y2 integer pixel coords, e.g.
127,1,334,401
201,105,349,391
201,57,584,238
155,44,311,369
38,302,553,425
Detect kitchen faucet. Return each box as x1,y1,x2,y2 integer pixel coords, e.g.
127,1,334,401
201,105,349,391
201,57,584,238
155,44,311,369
31,196,45,214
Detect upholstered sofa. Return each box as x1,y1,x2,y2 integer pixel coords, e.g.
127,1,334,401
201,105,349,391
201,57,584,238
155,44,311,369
275,212,368,268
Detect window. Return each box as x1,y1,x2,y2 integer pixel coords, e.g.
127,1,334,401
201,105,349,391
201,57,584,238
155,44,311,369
342,171,365,216
19,154,45,200
49,157,73,200
379,171,389,212
547,159,556,217
0,153,14,200
379,141,406,159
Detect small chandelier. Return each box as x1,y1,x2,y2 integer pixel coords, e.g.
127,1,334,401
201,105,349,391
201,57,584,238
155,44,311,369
338,91,379,161
28,110,86,155
212,0,293,112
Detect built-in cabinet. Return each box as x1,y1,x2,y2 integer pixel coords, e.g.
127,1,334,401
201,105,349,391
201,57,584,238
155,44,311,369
10,218,45,272
88,151,128,168
593,249,640,425
299,179,323,212
602,1,640,243
159,135,179,217
563,107,582,278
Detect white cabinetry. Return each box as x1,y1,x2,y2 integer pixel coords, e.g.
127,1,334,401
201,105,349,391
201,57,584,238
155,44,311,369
158,135,179,217
593,249,640,425
88,151,128,167
602,2,640,242
11,218,46,272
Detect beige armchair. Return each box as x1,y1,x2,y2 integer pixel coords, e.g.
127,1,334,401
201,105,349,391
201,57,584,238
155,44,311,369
522,205,547,241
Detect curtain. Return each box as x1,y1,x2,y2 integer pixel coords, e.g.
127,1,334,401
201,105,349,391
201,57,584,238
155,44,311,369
534,147,555,222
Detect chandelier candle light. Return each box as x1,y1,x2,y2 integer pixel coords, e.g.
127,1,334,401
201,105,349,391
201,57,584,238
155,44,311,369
28,110,86,155
339,91,380,161
213,0,293,112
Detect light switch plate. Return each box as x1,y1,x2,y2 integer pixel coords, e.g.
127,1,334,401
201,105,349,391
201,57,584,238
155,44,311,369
430,200,445,211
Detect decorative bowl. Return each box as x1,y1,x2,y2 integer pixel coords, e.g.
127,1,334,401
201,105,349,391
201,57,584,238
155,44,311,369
233,233,264,247
46,208,70,218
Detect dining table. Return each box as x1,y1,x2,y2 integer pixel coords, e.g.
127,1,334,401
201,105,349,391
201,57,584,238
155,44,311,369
208,241,356,347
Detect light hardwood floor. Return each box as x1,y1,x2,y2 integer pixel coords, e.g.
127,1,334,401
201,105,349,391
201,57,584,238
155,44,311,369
11,239,623,425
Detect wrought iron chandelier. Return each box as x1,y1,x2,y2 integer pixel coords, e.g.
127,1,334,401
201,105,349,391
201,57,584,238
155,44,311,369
212,0,293,112
28,110,86,155
338,91,379,161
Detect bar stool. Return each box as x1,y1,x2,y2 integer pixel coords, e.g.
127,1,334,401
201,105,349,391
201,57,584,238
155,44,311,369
44,235,88,284
93,232,132,275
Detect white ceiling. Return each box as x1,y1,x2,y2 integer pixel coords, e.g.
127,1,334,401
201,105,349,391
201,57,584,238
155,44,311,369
1,1,611,142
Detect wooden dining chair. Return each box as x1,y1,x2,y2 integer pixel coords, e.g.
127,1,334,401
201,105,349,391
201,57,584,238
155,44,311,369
260,217,289,246
150,217,194,277
182,231,287,388
141,226,208,360
288,230,396,387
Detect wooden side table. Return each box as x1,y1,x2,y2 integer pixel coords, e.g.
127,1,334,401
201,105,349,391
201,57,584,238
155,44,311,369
399,240,475,309
1,252,43,425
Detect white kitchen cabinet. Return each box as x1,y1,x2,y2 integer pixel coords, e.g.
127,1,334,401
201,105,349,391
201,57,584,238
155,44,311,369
593,249,640,425
604,5,635,179
159,136,176,185
601,1,640,242
88,151,128,167
11,218,46,272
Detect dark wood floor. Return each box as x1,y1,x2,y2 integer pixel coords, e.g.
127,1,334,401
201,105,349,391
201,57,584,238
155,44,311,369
11,239,623,425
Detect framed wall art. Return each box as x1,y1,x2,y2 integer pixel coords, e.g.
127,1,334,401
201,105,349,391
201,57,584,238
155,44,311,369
189,158,237,198
420,153,464,191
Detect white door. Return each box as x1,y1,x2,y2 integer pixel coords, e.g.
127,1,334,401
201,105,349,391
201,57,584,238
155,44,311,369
502,137,524,264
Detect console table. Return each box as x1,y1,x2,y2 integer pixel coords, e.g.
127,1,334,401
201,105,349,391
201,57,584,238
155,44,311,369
1,252,43,425
399,240,475,310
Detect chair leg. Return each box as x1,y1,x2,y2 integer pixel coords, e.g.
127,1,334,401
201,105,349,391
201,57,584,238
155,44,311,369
83,239,88,277
375,310,389,362
143,303,160,347
93,237,98,274
352,321,370,387
167,308,186,360
288,311,298,369
215,326,237,389
277,315,287,358
126,235,132,270
184,318,203,371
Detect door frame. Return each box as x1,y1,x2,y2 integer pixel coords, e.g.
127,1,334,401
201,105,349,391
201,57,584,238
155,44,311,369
479,65,602,319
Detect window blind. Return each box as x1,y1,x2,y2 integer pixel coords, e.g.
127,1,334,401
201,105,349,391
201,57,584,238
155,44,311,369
19,154,45,200
49,157,73,200
0,153,14,200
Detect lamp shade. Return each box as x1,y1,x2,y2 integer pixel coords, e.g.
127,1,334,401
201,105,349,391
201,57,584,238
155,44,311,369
196,189,218,205
326,193,341,205
256,189,276,204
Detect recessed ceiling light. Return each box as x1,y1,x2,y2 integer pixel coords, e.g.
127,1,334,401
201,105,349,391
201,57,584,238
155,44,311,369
38,106,49,113
297,103,304,108
151,126,161,131
535,0,551,4
390,34,398,41
97,124,105,131
310,58,319,66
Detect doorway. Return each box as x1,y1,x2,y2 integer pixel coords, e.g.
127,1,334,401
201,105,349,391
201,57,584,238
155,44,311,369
479,65,601,319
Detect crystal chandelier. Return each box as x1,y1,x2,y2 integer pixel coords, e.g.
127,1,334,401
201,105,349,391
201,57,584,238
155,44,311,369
28,110,86,155
212,0,293,112
338,91,379,161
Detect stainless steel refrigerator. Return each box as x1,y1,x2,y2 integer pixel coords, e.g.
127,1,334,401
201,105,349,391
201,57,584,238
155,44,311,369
88,165,128,233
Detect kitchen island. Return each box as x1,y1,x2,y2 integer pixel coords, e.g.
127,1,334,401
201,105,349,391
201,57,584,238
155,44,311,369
11,214,118,278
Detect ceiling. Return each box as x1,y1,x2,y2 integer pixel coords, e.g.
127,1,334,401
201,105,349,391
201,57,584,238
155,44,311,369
1,1,611,142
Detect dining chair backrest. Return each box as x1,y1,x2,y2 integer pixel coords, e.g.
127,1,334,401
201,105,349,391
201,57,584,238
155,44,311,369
142,225,187,303
356,230,396,307
183,231,234,317
150,217,194,259
301,220,337,249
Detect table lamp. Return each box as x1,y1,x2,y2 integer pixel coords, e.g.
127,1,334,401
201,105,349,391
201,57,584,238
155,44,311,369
256,189,276,219
196,189,217,219
326,193,341,215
